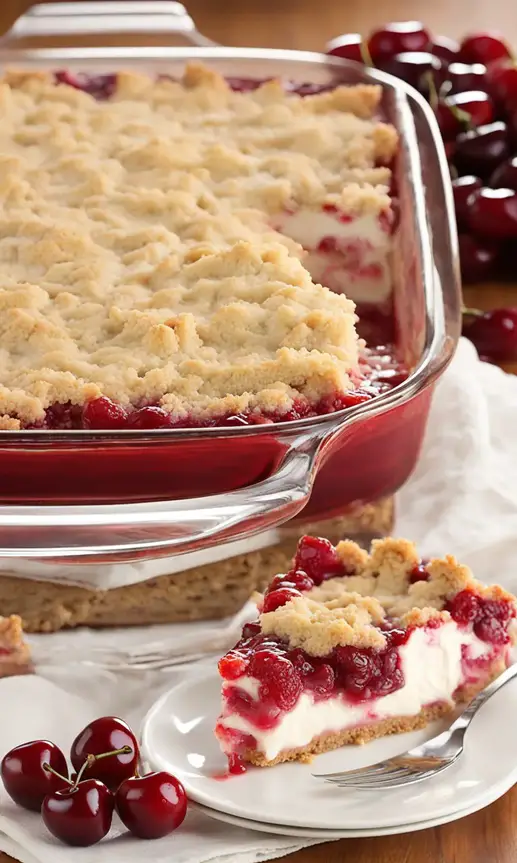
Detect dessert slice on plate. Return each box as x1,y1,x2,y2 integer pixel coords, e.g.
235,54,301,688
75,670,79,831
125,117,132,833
215,537,516,769
0,616,31,678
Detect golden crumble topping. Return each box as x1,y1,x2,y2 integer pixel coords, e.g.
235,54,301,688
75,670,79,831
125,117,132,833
259,538,517,654
0,65,397,426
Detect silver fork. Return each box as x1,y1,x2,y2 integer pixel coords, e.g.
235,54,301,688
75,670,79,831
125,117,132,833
313,661,517,790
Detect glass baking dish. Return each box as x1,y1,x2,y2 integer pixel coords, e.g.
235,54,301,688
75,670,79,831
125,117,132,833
0,2,460,563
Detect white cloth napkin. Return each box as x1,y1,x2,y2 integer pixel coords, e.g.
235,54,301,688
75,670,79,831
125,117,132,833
1,337,517,863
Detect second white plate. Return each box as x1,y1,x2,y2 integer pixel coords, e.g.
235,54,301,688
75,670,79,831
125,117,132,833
141,666,517,832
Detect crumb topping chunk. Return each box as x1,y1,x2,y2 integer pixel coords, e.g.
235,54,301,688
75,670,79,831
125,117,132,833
260,538,516,654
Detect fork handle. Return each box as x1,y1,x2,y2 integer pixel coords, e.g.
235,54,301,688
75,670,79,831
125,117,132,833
450,661,517,733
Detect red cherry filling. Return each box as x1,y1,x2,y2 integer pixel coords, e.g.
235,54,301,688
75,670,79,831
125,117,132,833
409,563,430,583
266,570,315,593
446,590,515,643
293,535,348,584
262,587,302,613
54,71,117,100
221,628,407,719
31,347,407,431
82,397,128,430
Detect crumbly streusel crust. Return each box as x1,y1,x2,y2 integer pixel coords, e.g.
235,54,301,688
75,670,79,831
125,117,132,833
0,64,397,426
0,614,31,676
260,537,517,655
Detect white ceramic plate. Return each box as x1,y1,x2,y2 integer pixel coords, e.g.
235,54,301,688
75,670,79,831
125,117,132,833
189,793,501,839
141,666,517,832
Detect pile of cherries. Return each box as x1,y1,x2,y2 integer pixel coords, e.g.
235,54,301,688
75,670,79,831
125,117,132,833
327,22,517,363
0,716,187,847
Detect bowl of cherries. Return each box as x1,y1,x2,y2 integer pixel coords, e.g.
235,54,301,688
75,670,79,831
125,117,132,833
327,22,517,366
0,716,187,846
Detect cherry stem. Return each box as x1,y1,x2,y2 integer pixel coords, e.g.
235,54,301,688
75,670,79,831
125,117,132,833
359,40,374,67
42,763,73,787
447,101,473,131
425,71,439,112
74,745,133,788
462,306,485,318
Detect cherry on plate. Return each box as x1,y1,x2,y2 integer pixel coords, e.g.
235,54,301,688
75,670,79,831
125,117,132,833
462,308,517,362
454,121,509,179
452,176,483,229
367,21,431,64
458,233,500,283
459,33,512,67
116,772,187,839
431,35,461,65
490,157,517,190
1,740,69,812
70,716,139,791
466,187,517,238
42,779,114,847
326,33,365,63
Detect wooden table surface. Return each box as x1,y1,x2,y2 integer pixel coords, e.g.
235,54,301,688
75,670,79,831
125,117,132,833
0,1,516,861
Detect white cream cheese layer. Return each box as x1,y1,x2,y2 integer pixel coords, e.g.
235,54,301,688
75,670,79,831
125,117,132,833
218,622,494,761
275,208,392,303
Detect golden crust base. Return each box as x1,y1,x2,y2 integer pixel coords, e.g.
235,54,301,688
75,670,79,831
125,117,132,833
0,615,32,678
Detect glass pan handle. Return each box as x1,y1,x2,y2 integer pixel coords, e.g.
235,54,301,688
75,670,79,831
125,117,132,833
1,2,217,48
0,429,333,561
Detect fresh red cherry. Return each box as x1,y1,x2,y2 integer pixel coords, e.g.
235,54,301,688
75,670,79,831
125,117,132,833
487,60,517,109
82,396,128,430
1,740,69,812
115,772,187,839
467,187,517,238
431,35,461,66
381,52,444,93
462,308,517,361
452,176,483,229
459,33,512,67
326,33,365,63
367,22,431,65
458,234,500,283
490,157,517,190
454,122,509,179
447,62,489,95
262,587,302,613
445,90,494,126
42,779,114,847
70,717,139,791
126,405,172,429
